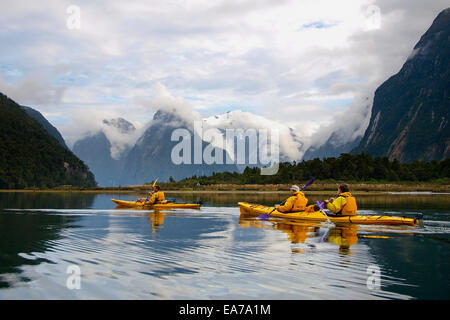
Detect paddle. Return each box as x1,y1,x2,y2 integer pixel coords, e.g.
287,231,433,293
315,201,335,242
258,178,316,220
315,200,333,225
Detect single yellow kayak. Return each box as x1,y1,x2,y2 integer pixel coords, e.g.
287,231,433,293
111,199,201,209
238,202,420,227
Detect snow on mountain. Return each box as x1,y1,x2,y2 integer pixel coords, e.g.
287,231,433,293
202,110,306,162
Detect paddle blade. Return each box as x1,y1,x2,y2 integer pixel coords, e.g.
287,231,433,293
152,178,158,187
258,208,277,220
316,200,325,210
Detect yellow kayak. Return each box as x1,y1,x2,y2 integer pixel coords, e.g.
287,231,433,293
111,199,201,209
238,202,420,227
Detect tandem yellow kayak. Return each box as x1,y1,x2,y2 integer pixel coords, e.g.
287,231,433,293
111,199,201,209
238,202,422,227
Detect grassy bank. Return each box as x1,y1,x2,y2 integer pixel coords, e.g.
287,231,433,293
157,181,450,192
2,181,449,193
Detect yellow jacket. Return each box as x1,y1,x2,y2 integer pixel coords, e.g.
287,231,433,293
326,192,357,216
277,191,308,213
147,191,165,205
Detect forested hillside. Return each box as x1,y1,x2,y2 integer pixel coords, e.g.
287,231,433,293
0,93,97,189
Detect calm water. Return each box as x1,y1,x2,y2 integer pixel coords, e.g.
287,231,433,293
0,191,449,299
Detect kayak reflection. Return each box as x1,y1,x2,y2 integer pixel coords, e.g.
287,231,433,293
112,201,201,232
112,208,179,233
238,215,359,254
148,210,165,233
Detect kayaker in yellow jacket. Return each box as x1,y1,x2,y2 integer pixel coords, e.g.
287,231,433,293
324,184,357,216
146,185,166,205
276,185,309,213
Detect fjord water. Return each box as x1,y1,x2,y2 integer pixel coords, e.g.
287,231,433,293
0,192,449,299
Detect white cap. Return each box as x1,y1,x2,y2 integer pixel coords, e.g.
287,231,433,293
290,185,300,192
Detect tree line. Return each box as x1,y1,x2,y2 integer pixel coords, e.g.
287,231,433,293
172,153,450,186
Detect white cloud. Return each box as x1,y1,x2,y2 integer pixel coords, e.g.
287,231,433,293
0,73,65,106
203,109,305,161
0,0,448,160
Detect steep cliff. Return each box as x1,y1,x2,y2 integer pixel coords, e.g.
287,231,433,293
353,8,450,162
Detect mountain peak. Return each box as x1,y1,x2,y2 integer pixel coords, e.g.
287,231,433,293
416,7,450,47
102,118,135,134
153,109,177,122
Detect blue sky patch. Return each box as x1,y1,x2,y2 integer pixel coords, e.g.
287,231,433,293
300,21,338,30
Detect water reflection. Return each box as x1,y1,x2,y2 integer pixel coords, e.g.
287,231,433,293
0,192,96,209
112,209,171,233
238,215,360,254
0,210,81,288
1,191,449,211
167,191,450,211
149,211,165,232
0,191,448,299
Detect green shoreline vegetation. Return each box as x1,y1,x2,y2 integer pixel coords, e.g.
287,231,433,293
2,154,449,193
1,183,447,193
158,153,450,192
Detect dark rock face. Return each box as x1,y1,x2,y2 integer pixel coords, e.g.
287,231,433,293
72,117,136,186
353,8,450,162
73,131,122,187
102,118,136,134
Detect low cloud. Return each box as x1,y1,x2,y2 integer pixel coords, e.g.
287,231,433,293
306,88,374,149
203,109,305,161
61,108,143,156
0,73,65,106
133,83,203,130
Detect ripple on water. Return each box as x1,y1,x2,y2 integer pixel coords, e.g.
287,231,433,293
0,205,448,299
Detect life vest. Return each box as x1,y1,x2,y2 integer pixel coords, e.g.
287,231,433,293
153,191,165,203
289,191,308,211
286,191,308,212
147,191,165,204
338,193,357,216
277,191,308,213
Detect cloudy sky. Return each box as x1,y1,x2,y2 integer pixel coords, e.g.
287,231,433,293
0,0,448,150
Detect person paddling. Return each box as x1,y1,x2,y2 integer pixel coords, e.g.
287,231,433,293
146,185,166,205
324,184,357,216
275,185,309,213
